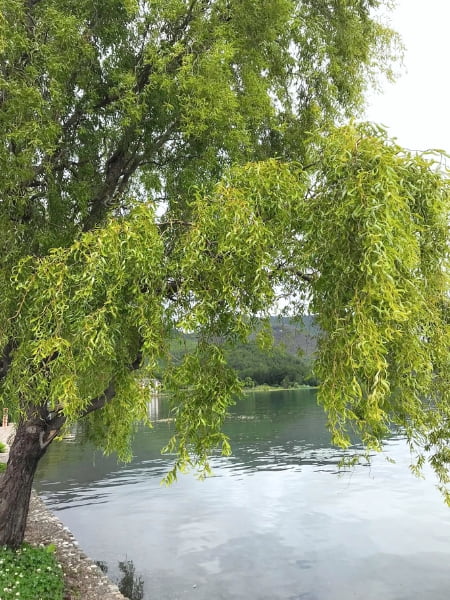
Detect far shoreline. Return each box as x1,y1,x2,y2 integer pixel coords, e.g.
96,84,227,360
243,385,318,393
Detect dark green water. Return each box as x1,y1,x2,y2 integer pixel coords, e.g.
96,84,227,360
35,389,450,600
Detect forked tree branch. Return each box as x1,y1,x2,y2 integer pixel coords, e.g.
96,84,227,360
35,351,143,448
78,351,143,419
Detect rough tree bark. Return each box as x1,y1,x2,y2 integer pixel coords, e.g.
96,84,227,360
0,366,132,548
0,415,54,549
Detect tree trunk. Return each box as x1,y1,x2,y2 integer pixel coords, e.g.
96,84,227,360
0,417,50,549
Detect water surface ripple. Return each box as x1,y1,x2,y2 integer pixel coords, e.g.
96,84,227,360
35,389,450,600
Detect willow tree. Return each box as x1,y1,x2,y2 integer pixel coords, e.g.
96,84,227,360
1,0,449,550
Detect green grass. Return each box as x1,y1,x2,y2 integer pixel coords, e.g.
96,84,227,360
0,544,64,600
0,442,7,453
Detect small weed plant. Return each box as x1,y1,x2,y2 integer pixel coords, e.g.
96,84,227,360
0,442,7,453
0,544,64,600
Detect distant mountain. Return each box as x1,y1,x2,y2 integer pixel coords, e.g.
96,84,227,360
164,315,320,387
268,315,318,357
170,315,319,358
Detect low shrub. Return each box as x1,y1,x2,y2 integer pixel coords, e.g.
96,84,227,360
0,544,64,600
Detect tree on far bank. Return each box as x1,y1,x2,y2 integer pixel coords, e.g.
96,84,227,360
1,1,450,550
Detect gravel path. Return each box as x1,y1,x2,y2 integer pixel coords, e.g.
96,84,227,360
26,491,127,600
0,425,127,600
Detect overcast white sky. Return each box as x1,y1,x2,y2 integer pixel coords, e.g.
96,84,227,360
365,0,450,153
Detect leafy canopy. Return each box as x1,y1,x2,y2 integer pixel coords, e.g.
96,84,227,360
2,1,450,496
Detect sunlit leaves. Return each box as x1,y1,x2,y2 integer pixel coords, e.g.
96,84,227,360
171,160,306,336
2,1,450,499
162,343,239,482
302,124,450,491
3,205,165,428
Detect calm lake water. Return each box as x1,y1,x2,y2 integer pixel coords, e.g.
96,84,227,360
35,389,450,600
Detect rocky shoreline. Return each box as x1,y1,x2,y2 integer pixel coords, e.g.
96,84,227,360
0,425,127,600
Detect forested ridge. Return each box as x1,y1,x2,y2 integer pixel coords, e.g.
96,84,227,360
168,316,319,387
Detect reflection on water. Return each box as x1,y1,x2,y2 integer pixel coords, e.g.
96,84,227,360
97,559,144,600
35,389,450,600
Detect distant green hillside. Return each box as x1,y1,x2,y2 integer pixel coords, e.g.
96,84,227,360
165,316,319,388
268,315,318,356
